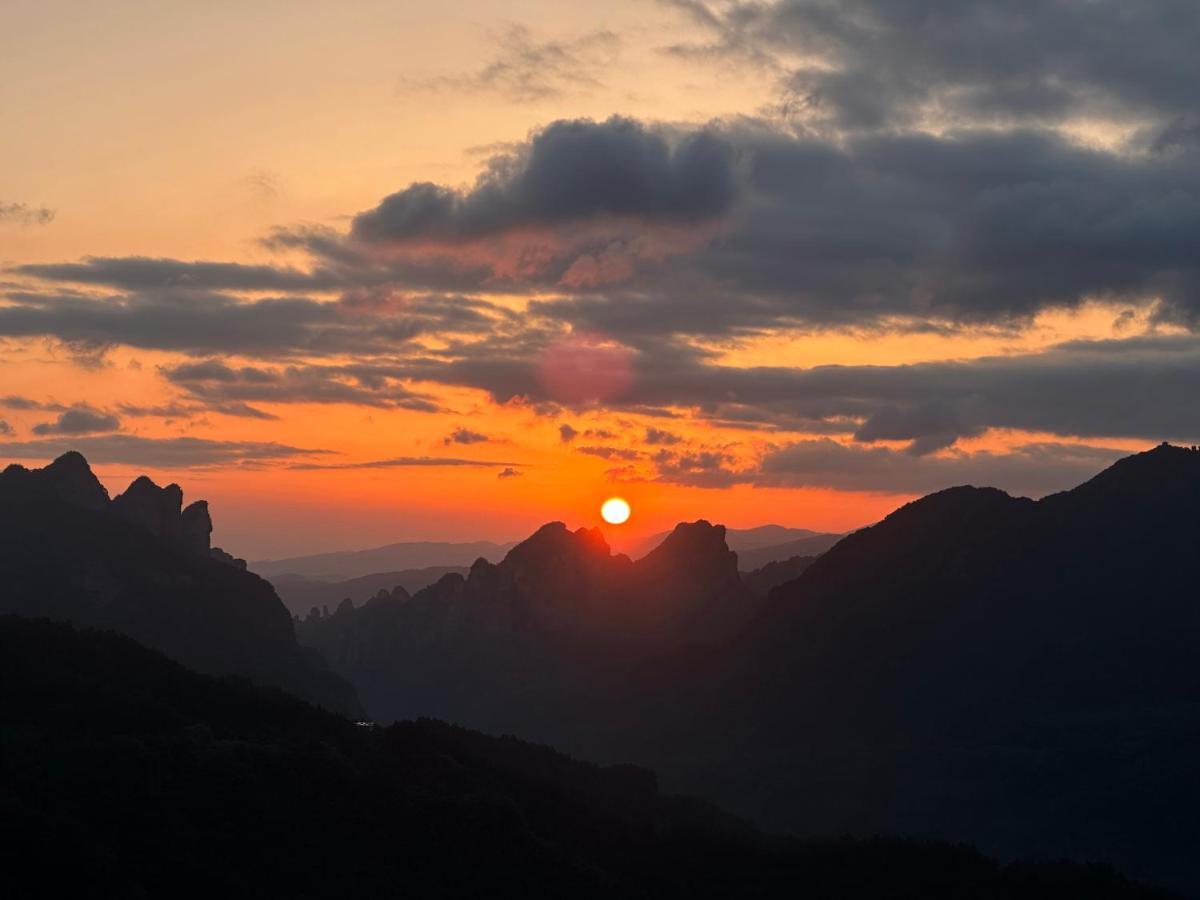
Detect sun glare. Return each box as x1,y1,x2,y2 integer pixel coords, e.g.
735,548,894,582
600,497,632,525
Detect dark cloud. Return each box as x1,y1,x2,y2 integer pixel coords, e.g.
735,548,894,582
645,436,1129,497
0,285,508,357
576,445,641,461
443,426,489,445
31,407,121,436
751,439,1129,497
663,1,1200,132
0,435,329,468
559,423,579,443
497,466,522,479
645,427,683,446
16,257,336,291
162,360,441,412
350,116,737,243
0,202,55,227
289,456,522,471
0,395,63,412
0,420,10,436
401,25,621,103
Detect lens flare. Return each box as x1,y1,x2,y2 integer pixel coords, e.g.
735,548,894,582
600,497,632,525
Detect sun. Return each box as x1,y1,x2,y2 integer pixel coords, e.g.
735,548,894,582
600,497,632,525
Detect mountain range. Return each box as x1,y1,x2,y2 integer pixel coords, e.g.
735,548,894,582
6,444,1200,893
297,443,1200,894
0,452,359,716
251,538,516,581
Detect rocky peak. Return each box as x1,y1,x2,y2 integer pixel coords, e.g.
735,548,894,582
112,475,185,545
504,522,613,572
37,451,111,511
639,520,737,579
181,500,213,555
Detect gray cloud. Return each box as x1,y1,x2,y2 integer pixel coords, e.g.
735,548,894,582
402,25,621,103
289,456,522,471
576,445,641,461
663,1,1200,133
16,257,336,291
161,360,441,411
0,420,10,436
645,427,683,446
350,116,738,243
0,435,330,468
443,426,489,445
0,202,55,227
497,466,522,479
751,439,1130,497
559,423,579,443
31,408,121,436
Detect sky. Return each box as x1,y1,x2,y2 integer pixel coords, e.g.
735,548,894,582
2,0,1199,558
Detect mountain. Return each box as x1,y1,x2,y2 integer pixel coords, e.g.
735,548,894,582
270,566,468,617
296,444,1200,894
0,615,1173,899
298,520,756,736
735,532,846,570
627,523,839,561
0,452,359,716
692,442,1200,892
251,538,515,581
740,555,819,598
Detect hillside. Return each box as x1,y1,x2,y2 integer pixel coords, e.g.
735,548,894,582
0,615,1173,900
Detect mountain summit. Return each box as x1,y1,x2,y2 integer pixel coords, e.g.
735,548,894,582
0,452,359,715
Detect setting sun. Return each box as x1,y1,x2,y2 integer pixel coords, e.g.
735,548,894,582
600,497,632,525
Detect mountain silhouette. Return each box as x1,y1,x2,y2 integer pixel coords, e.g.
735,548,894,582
297,444,1200,893
252,537,515,580
0,452,359,716
270,565,469,617
1,615,1175,899
298,520,757,735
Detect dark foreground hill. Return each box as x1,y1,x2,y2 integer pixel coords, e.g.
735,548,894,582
0,452,359,716
0,616,1173,900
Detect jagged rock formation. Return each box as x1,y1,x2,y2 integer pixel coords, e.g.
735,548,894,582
298,519,756,741
0,452,359,716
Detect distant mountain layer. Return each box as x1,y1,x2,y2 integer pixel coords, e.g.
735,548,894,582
628,524,839,561
271,566,468,617
0,452,359,716
735,533,846,570
252,539,515,580
1,615,1172,899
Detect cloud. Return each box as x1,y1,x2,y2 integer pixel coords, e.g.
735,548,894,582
646,436,1131,497
401,25,621,103
497,466,522,479
576,445,641,461
751,439,1129,497
0,420,10,436
350,116,737,243
443,426,489,445
0,435,330,468
289,456,523,471
31,408,120,436
0,202,55,227
162,360,441,412
645,427,682,446
16,257,335,291
661,1,1200,133
559,423,579,443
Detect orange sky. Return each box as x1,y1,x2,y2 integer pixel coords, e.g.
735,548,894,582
2,1,1191,558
